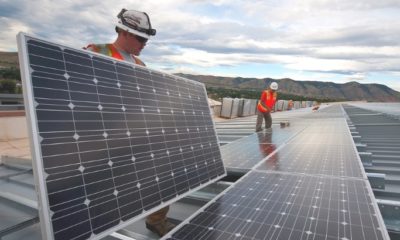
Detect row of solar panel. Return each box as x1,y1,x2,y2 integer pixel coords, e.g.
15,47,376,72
164,106,389,239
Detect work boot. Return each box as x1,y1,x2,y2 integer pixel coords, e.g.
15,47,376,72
145,219,176,237
265,127,272,133
256,128,263,132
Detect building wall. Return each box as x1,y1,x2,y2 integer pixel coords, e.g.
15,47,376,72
0,112,27,140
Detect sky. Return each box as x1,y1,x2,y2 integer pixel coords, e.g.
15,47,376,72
1,0,400,92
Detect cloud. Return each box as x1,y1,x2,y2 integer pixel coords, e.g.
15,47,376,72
347,73,367,81
1,0,400,90
0,17,30,50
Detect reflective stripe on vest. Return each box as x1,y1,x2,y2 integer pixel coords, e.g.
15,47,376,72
257,101,269,113
84,44,143,65
107,44,124,60
257,89,277,113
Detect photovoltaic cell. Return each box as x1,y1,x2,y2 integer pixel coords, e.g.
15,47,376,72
299,104,345,119
290,132,355,145
221,127,303,171
256,143,364,178
166,171,388,240
18,34,226,240
221,142,276,172
254,117,364,177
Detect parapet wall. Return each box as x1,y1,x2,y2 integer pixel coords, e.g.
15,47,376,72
0,111,27,140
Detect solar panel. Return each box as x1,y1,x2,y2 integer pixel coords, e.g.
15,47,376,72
256,143,365,178
221,141,276,172
255,118,364,178
163,105,389,240
298,104,345,119
164,171,389,240
290,133,355,145
221,128,302,171
17,33,226,240
295,119,351,134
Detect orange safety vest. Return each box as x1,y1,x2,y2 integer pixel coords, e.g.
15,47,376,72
257,89,277,113
84,44,145,66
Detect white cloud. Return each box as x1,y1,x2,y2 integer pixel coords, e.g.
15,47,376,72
0,17,30,50
162,47,247,67
347,73,367,81
284,57,361,73
1,0,400,90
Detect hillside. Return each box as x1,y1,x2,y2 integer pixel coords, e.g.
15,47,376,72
2,51,399,101
178,74,400,102
0,52,19,68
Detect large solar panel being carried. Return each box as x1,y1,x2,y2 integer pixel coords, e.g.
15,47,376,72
17,33,226,240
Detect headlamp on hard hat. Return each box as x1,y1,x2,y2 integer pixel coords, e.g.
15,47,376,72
117,8,156,36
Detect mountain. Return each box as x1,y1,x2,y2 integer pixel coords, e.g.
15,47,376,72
2,51,399,102
178,74,400,102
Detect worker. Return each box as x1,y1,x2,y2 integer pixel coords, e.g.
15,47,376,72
287,100,293,110
84,9,175,237
256,82,278,132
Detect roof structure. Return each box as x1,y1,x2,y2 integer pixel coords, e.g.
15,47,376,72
2,103,399,239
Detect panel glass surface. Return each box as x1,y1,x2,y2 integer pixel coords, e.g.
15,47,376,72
221,127,302,170
256,143,364,178
299,104,345,119
166,171,386,240
297,119,350,134
346,103,400,117
254,117,364,178
288,132,354,145
20,35,225,240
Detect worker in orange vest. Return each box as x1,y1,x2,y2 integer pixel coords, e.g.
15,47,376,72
84,9,175,237
256,82,278,132
288,99,293,110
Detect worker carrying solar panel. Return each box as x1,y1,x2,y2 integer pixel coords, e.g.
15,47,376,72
256,82,278,132
84,9,175,237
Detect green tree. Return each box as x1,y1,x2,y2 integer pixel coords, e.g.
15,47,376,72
206,87,344,103
0,67,20,80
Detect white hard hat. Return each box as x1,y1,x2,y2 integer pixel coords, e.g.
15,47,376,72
116,9,156,39
270,82,278,90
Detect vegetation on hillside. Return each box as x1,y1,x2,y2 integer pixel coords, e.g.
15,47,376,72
0,63,394,102
206,87,344,102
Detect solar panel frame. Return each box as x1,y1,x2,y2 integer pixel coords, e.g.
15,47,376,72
17,33,226,240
